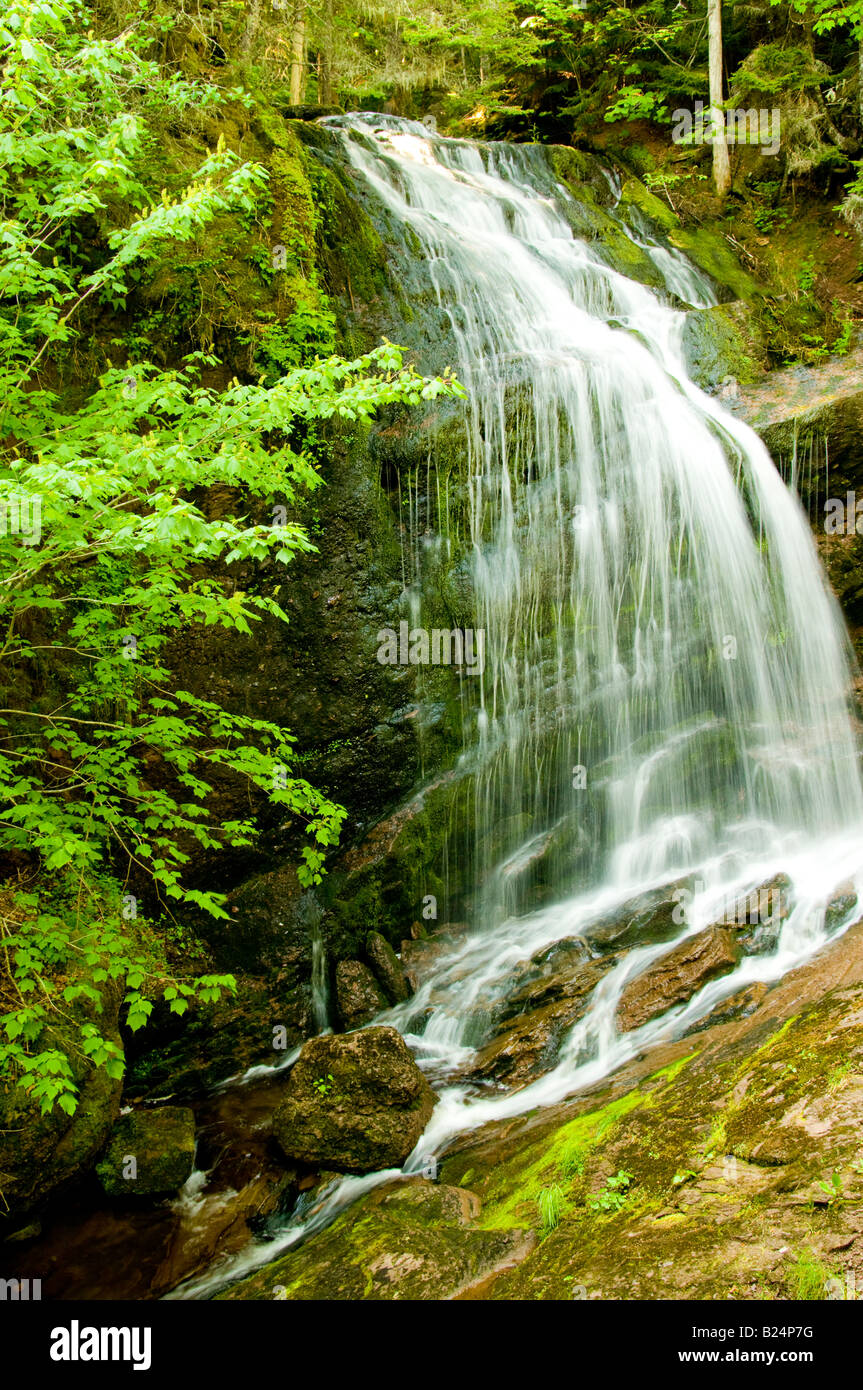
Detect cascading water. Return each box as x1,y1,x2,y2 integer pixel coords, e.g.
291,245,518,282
177,114,863,1297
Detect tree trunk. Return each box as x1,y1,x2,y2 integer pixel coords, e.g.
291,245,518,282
708,0,731,199
318,0,334,105
242,0,261,55
290,4,306,105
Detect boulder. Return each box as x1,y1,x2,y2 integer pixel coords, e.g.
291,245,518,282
365,931,410,1003
616,927,739,1032
272,1027,436,1173
587,888,688,954
335,960,387,1030
96,1106,196,1197
682,302,767,391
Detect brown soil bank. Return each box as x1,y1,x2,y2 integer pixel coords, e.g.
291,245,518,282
223,917,863,1300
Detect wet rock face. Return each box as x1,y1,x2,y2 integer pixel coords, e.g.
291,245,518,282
466,951,615,1088
685,981,768,1036
272,1027,436,1173
335,960,387,1030
682,302,768,391
222,918,863,1304
125,976,311,1104
96,1107,196,1197
587,892,685,954
616,926,739,1033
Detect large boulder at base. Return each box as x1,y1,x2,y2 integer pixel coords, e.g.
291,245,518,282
365,931,410,1003
616,927,739,1033
96,1106,196,1197
273,1027,436,1173
335,960,387,1030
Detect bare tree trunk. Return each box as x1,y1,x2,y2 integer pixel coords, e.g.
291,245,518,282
290,3,306,105
318,0,334,105
708,0,731,198
242,0,262,54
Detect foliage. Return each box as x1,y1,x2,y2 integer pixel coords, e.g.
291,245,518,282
770,0,863,38
604,86,669,125
786,1248,835,1299
536,1181,565,1233
0,0,463,1112
587,1168,634,1213
815,1169,846,1205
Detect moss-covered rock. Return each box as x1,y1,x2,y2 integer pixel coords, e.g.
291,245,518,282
547,156,667,290
682,302,768,389
216,915,863,1302
335,960,387,1029
618,178,761,302
96,1107,196,1197
218,1177,535,1300
365,931,410,1003
272,1026,436,1172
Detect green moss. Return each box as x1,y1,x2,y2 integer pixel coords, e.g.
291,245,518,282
96,1106,196,1197
786,1248,837,1300
219,1180,531,1301
619,177,680,235
682,303,766,389
468,1088,651,1232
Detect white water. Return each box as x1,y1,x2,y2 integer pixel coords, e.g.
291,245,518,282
179,115,863,1297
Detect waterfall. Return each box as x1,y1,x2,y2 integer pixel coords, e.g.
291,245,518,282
326,113,863,1128
179,115,863,1296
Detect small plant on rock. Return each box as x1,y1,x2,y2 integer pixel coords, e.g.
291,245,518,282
588,1169,634,1213
537,1183,565,1234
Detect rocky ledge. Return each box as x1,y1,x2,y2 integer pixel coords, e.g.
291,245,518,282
226,912,863,1300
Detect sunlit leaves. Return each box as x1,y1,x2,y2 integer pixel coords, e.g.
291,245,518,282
0,0,464,1114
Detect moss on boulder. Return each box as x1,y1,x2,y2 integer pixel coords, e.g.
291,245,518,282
218,1177,535,1300
272,1026,436,1172
96,1106,196,1197
682,302,768,389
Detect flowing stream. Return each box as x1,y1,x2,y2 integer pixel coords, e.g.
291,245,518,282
174,114,863,1297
